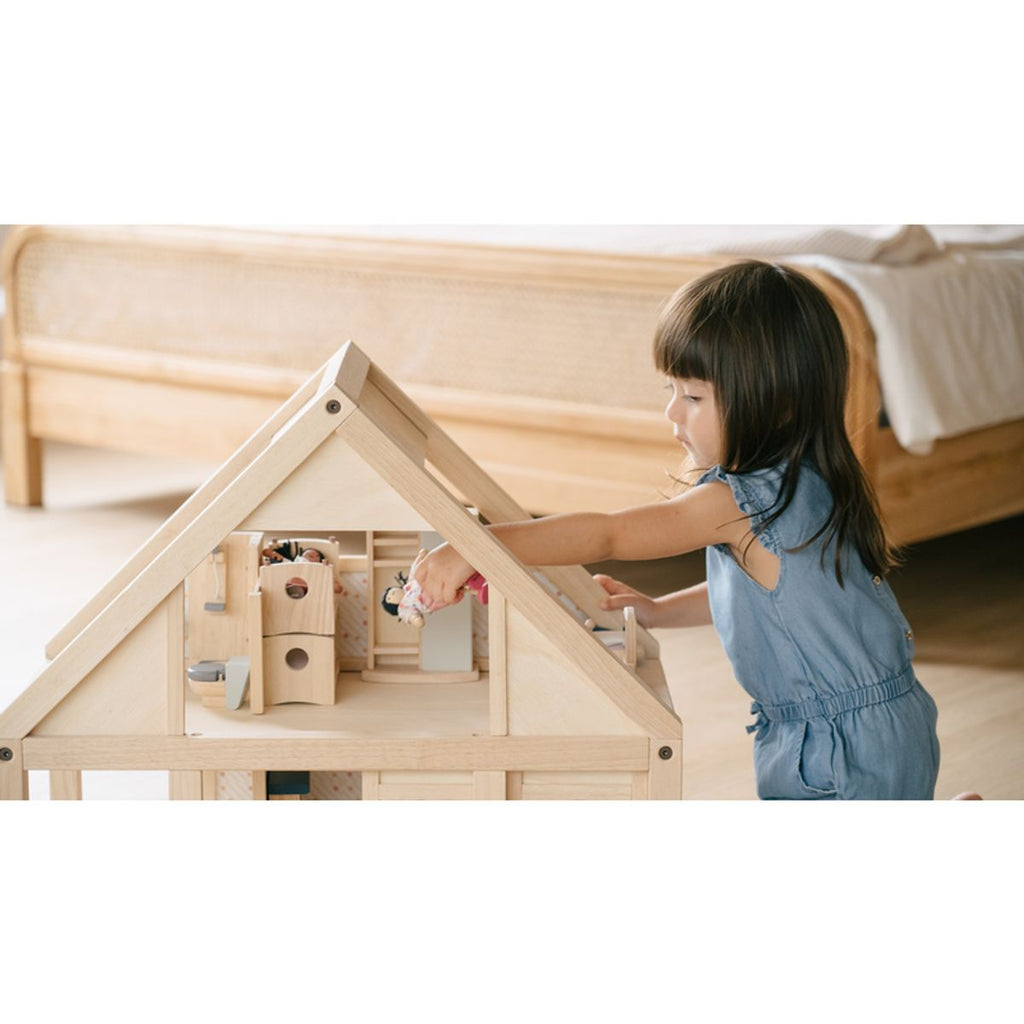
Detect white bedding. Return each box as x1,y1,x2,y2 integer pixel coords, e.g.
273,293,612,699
293,224,1024,454
791,246,1024,453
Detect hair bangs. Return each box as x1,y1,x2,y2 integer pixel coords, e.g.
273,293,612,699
653,291,721,384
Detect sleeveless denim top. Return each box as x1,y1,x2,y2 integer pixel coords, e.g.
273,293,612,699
697,461,939,799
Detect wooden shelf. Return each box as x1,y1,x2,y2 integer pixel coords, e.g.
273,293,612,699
185,671,491,740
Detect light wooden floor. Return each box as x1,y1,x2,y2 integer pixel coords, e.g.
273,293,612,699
1,441,1021,799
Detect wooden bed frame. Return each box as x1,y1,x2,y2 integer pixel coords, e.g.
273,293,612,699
3,225,1023,545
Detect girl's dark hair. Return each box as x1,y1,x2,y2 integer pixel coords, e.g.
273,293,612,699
654,259,897,583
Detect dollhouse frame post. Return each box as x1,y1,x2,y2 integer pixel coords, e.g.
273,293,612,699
49,769,83,800
0,740,28,800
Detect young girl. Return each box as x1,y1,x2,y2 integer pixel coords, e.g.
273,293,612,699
414,260,941,800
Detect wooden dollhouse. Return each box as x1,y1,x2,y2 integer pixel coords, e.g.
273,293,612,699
0,343,682,800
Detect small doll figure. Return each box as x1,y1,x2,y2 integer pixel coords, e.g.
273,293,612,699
261,538,305,565
380,552,489,628
295,547,343,593
381,570,428,628
261,539,290,564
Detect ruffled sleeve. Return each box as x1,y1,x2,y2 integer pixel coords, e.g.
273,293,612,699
695,465,784,555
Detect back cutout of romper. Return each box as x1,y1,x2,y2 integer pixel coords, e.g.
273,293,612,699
698,461,940,800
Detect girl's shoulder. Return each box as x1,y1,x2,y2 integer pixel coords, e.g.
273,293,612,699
697,460,828,507
696,460,833,550
696,463,786,485
696,462,789,511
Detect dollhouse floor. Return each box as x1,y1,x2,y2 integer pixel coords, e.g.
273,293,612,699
185,654,673,740
186,675,493,738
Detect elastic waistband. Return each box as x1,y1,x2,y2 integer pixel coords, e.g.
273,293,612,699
747,666,916,733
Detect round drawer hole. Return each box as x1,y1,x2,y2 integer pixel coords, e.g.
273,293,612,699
285,647,309,670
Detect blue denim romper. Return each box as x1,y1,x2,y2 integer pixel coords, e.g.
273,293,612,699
698,462,940,800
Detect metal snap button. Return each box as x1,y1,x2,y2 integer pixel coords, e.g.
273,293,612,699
872,575,882,586
905,629,913,641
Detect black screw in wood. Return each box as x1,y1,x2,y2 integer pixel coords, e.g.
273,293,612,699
658,746,673,760
0,747,13,762
325,399,342,414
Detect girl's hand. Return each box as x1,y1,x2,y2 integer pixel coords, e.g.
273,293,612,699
411,543,475,612
592,573,660,629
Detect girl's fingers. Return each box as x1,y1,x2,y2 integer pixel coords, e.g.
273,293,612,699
593,573,636,597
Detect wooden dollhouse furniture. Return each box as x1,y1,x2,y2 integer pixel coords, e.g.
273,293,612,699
0,344,681,801
184,528,485,714
3,226,1023,546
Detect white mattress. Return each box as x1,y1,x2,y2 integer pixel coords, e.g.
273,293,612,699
293,224,1024,454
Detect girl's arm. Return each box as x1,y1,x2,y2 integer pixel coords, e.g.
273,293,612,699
414,481,741,610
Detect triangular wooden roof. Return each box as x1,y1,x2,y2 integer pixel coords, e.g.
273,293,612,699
0,342,677,741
